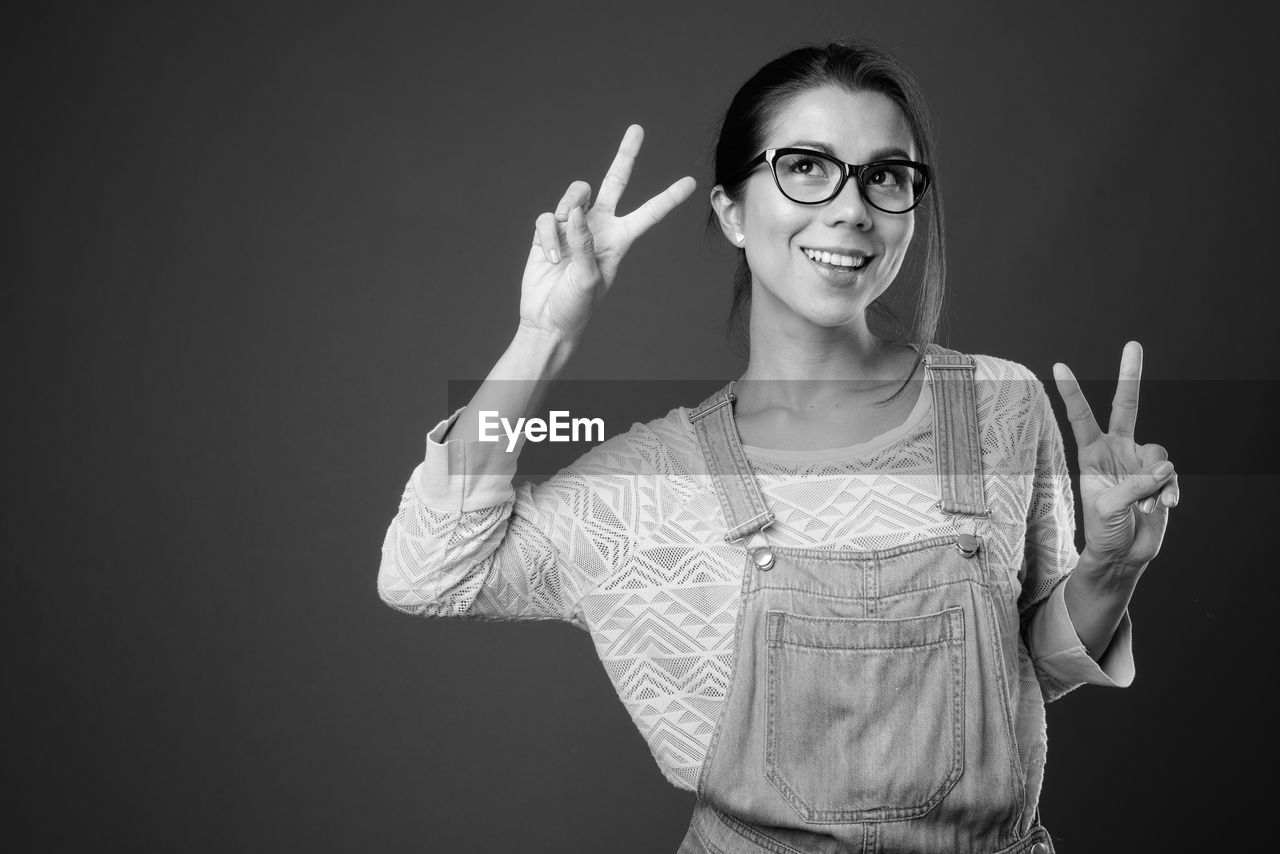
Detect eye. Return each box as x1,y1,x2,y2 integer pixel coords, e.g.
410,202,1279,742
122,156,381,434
865,164,908,187
783,155,832,179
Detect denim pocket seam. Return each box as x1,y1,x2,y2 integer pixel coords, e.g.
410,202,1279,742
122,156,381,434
764,607,967,824
711,808,808,854
769,607,961,645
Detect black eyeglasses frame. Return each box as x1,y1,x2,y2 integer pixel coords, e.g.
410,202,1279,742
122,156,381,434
730,147,933,214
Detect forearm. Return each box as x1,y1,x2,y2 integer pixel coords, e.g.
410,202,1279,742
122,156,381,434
1063,547,1145,661
442,323,577,444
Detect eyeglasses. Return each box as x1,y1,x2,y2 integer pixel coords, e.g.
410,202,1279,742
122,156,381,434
730,148,932,213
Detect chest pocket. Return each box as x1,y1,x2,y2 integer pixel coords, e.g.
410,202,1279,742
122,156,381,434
764,606,966,824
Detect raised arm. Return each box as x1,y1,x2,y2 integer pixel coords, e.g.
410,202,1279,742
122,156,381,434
378,125,695,622
1053,341,1178,660
445,124,696,447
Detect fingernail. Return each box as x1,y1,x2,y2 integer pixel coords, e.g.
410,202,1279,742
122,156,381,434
1139,497,1153,514
1154,461,1174,476
1164,492,1178,508
549,248,560,264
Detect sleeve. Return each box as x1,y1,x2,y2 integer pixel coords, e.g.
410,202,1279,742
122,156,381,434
1017,378,1136,702
376,408,646,630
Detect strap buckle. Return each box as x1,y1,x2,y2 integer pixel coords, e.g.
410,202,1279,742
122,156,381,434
689,392,736,423
724,511,775,543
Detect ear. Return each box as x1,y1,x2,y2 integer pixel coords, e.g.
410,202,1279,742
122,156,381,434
709,184,745,247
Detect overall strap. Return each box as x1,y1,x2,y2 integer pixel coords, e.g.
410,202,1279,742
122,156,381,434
923,346,990,518
688,385,776,552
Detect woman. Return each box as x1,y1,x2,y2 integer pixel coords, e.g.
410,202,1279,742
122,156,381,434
378,39,1177,852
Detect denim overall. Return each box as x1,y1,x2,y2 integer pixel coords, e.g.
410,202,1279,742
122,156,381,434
676,349,1055,854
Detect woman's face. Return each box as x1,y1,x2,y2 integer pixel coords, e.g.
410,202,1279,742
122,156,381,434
716,86,919,336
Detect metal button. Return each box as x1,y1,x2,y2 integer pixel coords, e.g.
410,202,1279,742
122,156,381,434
1030,843,1049,854
954,533,979,558
751,547,775,571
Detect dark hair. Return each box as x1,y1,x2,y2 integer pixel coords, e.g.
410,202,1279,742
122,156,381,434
706,39,945,401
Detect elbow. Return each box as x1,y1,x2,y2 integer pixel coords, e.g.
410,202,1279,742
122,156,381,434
376,512,493,618
376,567,402,611
376,539,430,616
376,512,444,615
376,541,472,618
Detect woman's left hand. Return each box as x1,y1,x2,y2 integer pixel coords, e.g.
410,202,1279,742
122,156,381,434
1052,341,1179,571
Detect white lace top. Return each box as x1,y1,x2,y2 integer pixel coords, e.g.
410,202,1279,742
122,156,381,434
378,353,1134,791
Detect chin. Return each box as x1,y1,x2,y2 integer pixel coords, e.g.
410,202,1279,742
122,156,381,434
797,304,867,330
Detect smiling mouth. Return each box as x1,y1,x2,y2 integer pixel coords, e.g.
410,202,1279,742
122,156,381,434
800,247,873,272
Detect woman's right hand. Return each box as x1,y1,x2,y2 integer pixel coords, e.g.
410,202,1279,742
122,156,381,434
521,124,696,344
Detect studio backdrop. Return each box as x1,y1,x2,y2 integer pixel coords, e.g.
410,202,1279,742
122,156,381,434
9,1,1275,851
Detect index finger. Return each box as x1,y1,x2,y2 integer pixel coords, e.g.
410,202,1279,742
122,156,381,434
1052,361,1103,448
621,175,698,240
1108,340,1143,439
593,124,644,216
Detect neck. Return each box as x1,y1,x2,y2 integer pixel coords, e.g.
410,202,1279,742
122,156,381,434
739,314,915,408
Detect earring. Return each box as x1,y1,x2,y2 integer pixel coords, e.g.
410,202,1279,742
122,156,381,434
735,233,744,244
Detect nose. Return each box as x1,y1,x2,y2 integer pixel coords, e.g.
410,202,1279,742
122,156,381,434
823,173,874,231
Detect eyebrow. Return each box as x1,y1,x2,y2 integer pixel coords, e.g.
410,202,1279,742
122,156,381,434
785,139,914,161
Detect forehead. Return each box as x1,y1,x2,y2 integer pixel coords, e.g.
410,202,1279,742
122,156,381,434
763,86,915,159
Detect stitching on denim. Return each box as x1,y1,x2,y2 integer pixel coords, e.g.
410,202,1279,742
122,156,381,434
713,808,807,854
948,605,967,806
758,533,960,562
864,555,878,616
991,824,1054,854
927,352,991,520
718,405,772,529
983,589,1028,841
689,811,726,854
693,384,782,545
750,565,996,603
772,636,961,653
961,372,988,511
765,606,963,650
716,411,773,542
930,362,958,513
694,408,750,551
764,607,967,824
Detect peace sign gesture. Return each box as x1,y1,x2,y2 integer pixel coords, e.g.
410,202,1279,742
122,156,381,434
519,124,697,344
1052,341,1180,570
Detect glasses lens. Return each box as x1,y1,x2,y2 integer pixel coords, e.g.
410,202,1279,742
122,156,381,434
773,151,843,203
861,163,926,213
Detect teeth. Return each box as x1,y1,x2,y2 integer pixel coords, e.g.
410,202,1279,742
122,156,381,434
804,248,867,269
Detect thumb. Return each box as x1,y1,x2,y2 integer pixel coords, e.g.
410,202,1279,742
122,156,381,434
1116,460,1176,507
565,205,601,284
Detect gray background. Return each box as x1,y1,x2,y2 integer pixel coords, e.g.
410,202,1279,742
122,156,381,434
8,0,1275,850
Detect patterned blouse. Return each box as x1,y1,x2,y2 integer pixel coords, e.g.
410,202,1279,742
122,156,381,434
378,354,1134,791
